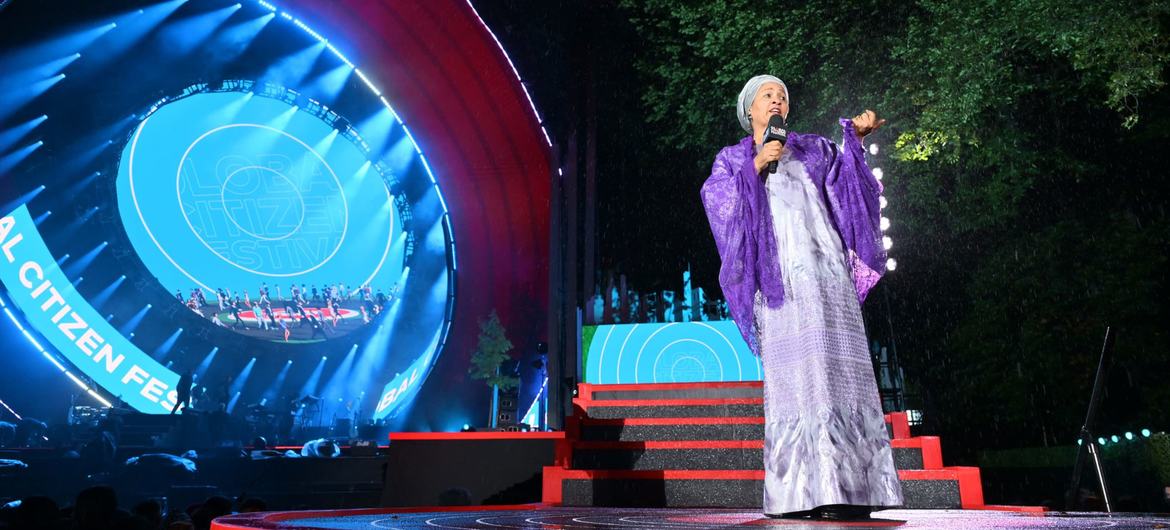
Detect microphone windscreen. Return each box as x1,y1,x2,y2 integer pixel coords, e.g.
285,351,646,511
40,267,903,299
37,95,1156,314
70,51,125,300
765,115,787,146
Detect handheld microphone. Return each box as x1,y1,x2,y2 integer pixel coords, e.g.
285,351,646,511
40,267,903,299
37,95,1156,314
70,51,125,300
764,115,787,174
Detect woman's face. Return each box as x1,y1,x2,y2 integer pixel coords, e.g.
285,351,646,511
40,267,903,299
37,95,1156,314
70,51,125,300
749,82,788,129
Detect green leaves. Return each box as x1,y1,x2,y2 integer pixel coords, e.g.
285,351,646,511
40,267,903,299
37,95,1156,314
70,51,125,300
617,0,1170,449
468,310,519,391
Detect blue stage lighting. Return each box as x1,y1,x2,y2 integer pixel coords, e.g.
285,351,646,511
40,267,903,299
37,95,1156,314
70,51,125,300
358,108,399,157
322,344,358,404
209,13,275,64
0,74,67,121
227,391,242,413
300,356,328,397
0,140,45,174
304,64,354,104
1125,432,1134,441
73,1,186,73
0,185,47,216
425,217,448,254
62,206,99,234
66,171,103,197
0,20,114,73
1111,435,1119,443
0,115,48,153
1097,437,1107,446
63,241,108,278
261,360,293,403
157,4,239,56
312,128,339,156
33,210,51,225
195,347,220,379
118,304,152,335
521,377,548,429
0,54,80,93
261,41,326,89
205,91,253,124
152,328,184,360
349,302,402,402
1142,429,1152,437
226,357,258,412
90,274,126,309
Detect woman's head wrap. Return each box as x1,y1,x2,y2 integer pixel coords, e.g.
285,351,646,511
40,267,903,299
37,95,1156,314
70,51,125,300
736,75,788,132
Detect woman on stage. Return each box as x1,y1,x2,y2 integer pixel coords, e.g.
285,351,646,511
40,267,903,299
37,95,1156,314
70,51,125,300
700,75,903,520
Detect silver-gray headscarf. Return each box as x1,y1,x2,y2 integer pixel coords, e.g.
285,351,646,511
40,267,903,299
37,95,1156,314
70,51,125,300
736,75,788,132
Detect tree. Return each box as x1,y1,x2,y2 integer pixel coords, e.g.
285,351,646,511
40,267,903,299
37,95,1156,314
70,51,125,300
612,0,1170,455
468,310,519,391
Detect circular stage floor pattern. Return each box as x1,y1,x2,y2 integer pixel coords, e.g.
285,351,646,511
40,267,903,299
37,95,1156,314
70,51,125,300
213,506,1170,530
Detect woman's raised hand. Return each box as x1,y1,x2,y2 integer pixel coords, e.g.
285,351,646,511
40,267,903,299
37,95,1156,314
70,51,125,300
754,141,784,174
851,109,887,138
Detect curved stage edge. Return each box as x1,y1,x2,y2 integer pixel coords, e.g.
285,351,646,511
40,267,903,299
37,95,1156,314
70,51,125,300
212,506,1168,530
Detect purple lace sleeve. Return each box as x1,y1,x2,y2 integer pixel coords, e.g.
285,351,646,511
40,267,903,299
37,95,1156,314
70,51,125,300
823,119,887,303
700,142,784,356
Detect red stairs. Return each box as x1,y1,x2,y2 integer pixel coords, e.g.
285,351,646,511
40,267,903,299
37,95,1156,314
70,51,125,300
542,381,1042,511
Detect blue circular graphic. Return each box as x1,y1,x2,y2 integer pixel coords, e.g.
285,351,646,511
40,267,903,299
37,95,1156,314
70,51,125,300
117,86,407,343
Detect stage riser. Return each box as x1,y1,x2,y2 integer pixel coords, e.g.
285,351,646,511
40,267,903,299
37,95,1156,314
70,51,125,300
559,478,962,509
573,448,759,471
591,388,764,401
584,404,764,419
571,447,926,472
380,439,555,507
581,409,898,440
553,385,971,510
580,423,765,441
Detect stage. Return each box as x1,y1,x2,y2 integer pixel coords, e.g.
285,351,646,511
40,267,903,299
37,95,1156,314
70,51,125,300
212,506,1170,529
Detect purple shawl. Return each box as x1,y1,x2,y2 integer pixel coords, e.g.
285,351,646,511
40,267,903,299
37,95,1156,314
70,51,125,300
700,119,886,355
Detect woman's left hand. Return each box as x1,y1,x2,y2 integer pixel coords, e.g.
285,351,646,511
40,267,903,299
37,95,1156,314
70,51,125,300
852,109,887,138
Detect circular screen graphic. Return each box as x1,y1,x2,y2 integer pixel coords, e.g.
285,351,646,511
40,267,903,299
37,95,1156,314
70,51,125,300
117,86,407,344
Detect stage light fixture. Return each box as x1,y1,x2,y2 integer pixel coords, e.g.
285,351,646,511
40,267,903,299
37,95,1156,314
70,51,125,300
879,196,887,209
1111,435,1119,443
886,258,898,271
1142,429,1152,437
869,144,879,155
882,236,893,251
1098,437,1107,446
880,217,890,231
872,167,883,180
1125,432,1134,440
